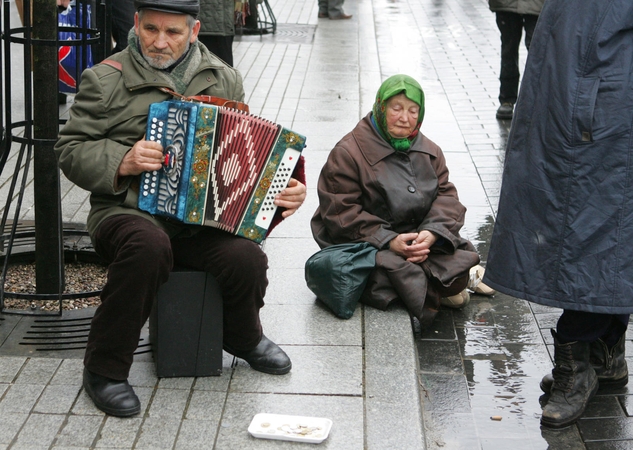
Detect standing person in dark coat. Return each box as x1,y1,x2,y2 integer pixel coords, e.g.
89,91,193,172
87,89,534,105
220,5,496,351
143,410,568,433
198,0,235,66
487,0,544,120
484,0,632,429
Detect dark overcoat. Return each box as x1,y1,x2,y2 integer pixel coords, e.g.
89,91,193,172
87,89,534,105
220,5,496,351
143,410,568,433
484,0,633,314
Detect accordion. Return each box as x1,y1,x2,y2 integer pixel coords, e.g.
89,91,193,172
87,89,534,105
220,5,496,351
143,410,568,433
137,100,306,243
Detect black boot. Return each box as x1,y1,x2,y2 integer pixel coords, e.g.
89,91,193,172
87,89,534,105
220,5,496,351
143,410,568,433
540,330,598,429
83,368,141,417
590,334,629,387
224,335,292,375
540,332,628,398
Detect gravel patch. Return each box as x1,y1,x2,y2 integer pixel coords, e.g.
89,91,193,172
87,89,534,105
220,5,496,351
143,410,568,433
3,261,106,311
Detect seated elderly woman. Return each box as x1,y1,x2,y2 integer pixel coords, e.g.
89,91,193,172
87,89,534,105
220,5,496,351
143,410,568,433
310,74,494,326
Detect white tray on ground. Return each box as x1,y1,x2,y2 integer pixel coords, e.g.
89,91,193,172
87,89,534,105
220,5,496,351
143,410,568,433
248,413,333,444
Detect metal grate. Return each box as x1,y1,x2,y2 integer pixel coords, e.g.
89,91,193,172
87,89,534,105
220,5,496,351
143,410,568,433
0,307,151,359
1,220,94,254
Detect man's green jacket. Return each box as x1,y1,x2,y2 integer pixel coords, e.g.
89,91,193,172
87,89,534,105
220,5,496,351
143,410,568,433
54,44,245,242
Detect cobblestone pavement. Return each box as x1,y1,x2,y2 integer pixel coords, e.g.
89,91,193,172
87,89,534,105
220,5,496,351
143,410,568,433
1,0,632,449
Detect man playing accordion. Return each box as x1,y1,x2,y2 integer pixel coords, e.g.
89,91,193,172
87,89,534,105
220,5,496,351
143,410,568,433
54,0,306,417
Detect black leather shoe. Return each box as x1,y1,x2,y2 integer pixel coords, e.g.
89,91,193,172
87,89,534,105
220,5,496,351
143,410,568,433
224,335,292,375
83,368,141,417
496,103,514,120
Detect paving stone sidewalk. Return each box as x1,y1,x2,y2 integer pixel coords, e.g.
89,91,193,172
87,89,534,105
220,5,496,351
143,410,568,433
3,0,633,449
1,0,422,449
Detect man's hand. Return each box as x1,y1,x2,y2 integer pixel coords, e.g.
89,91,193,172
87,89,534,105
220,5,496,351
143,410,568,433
118,140,164,178
274,178,306,218
389,230,438,263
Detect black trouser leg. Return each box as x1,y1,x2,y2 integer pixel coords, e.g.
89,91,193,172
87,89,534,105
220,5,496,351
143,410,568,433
110,0,136,54
86,216,173,380
197,35,235,67
556,310,629,345
171,227,267,352
523,14,538,51
495,11,524,104
86,216,269,379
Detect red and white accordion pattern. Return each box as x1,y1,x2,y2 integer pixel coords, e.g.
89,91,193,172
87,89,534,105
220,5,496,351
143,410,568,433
138,100,306,243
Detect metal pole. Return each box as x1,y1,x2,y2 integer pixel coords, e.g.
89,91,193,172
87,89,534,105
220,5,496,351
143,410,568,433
32,0,63,294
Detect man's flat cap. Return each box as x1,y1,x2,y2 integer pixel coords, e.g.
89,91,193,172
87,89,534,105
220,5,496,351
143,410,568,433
134,0,200,17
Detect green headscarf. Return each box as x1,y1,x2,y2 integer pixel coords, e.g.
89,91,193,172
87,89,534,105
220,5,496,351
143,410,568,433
372,75,425,152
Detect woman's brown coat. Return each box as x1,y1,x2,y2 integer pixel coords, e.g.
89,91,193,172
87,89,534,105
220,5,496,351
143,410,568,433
311,114,479,322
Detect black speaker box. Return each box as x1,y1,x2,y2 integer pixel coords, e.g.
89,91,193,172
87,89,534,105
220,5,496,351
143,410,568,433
150,269,223,377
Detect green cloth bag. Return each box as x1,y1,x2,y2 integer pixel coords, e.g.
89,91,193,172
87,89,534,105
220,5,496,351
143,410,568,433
304,242,378,319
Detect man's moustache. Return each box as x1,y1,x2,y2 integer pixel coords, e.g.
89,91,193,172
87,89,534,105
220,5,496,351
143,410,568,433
148,49,172,56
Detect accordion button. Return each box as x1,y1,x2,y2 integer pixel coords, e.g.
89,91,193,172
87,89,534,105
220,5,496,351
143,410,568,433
143,192,148,196
150,189,156,194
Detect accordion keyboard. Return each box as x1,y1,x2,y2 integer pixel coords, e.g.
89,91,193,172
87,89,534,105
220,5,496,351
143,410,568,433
138,100,306,243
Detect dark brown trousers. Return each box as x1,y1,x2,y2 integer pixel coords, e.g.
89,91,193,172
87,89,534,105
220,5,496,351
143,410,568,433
86,215,267,380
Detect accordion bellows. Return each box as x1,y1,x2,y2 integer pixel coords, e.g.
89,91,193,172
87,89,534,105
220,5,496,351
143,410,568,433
138,100,306,243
